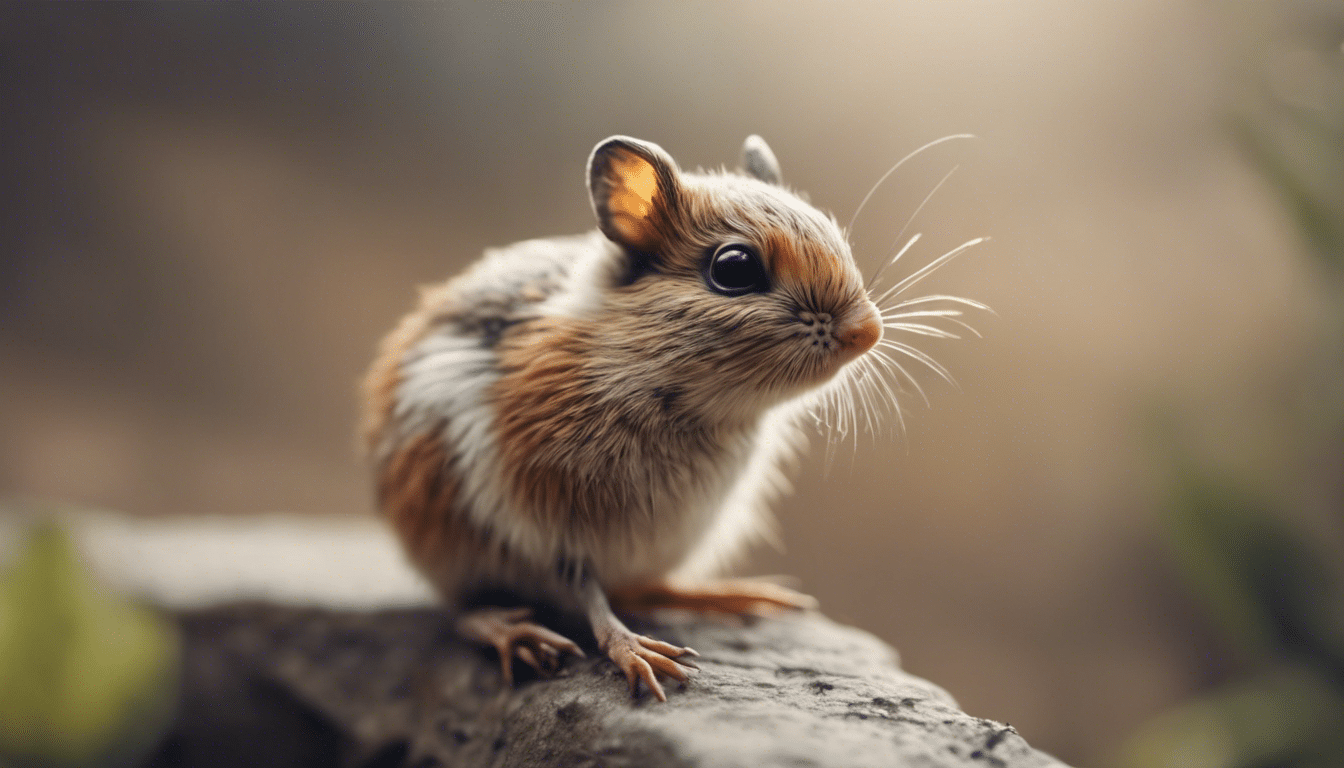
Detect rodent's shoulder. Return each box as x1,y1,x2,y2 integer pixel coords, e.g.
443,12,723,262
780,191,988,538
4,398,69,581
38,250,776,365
430,231,603,340
360,231,604,453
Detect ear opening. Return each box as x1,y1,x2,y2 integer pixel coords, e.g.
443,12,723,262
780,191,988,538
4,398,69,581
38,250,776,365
588,136,681,253
741,135,782,185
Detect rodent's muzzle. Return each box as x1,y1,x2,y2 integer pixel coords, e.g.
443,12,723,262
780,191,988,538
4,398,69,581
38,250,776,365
833,302,883,365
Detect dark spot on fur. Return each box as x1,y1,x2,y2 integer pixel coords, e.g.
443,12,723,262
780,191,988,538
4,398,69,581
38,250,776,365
479,317,507,346
651,386,681,412
477,316,527,348
617,249,659,286
811,681,834,694
450,312,524,349
550,554,586,584
556,702,585,722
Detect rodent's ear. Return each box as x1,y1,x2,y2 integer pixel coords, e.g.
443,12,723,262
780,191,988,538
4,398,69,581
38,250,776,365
740,135,782,185
588,136,681,253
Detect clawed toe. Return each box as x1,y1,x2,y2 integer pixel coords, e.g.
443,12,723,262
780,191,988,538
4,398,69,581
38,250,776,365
458,607,585,687
607,633,699,702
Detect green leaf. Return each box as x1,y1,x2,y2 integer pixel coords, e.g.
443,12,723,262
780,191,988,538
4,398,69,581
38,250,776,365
0,523,179,768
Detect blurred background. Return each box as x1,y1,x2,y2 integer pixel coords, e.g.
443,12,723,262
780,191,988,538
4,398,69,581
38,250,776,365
2,2,1343,765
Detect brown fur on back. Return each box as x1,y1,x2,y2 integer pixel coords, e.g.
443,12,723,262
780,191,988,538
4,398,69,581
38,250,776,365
359,281,456,457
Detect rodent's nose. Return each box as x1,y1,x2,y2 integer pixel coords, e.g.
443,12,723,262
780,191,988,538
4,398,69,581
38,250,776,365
835,304,882,361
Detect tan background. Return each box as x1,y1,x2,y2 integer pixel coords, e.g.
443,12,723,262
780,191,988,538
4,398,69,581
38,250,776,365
1,3,1338,763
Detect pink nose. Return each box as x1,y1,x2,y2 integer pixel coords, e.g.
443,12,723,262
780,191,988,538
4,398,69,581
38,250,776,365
835,304,882,361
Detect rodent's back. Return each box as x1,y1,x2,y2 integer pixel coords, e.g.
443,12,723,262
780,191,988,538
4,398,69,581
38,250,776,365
361,232,597,459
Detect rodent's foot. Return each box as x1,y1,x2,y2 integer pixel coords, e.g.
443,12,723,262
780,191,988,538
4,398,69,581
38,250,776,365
456,606,585,686
609,577,819,617
603,631,700,702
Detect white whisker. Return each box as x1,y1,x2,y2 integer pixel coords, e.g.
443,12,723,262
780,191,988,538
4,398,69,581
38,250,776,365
881,308,983,339
862,354,909,423
853,374,875,436
873,237,988,308
869,233,922,291
924,317,989,341
885,294,994,313
870,165,961,289
845,134,976,235
881,309,967,321
878,340,958,388
848,363,870,435
851,356,906,437
885,322,961,339
935,316,983,338
869,346,930,409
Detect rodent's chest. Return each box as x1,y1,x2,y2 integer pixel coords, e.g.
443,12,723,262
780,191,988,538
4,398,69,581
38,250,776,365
491,321,755,524
506,414,757,582
490,352,758,581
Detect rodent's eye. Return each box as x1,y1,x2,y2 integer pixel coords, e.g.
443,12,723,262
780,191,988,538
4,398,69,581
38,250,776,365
706,244,768,296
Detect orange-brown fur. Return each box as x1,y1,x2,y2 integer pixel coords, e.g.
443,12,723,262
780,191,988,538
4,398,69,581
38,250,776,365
377,426,470,570
492,319,593,524
491,312,727,555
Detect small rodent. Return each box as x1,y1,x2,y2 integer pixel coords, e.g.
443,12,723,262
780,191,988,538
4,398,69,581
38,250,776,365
361,135,939,701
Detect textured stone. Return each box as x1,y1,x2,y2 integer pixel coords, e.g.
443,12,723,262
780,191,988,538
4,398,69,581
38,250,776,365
145,604,1068,768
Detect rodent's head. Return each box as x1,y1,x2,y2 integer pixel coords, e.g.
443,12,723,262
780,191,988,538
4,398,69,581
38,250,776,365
585,135,882,416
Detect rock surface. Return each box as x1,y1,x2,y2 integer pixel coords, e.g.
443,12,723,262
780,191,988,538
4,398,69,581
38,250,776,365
145,604,1069,768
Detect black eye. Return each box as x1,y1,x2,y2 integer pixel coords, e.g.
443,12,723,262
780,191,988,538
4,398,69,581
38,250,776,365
706,244,768,295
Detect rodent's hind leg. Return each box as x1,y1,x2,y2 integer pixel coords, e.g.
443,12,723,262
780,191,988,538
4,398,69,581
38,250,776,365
608,577,820,617
456,606,585,686
579,579,699,702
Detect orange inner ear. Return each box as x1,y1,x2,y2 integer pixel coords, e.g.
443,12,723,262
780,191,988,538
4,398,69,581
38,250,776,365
606,151,660,250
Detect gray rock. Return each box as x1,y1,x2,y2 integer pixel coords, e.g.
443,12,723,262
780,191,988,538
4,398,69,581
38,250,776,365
146,604,1069,768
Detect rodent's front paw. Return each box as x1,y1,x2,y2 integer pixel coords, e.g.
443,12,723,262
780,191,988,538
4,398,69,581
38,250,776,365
603,632,699,702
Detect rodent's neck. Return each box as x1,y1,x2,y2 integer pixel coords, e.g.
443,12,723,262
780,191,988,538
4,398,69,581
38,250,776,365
495,313,770,442
586,325,780,435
